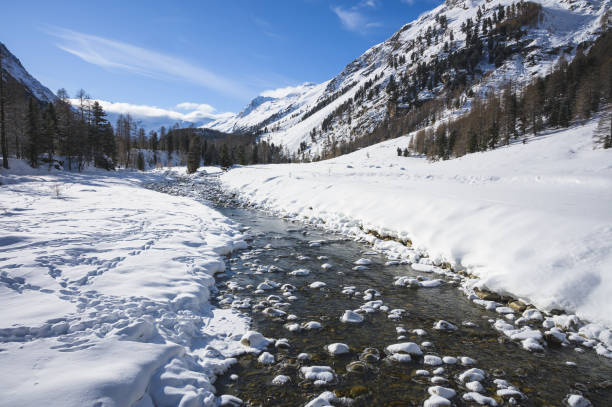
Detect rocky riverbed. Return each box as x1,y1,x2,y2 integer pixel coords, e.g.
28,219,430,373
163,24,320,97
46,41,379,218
148,171,612,407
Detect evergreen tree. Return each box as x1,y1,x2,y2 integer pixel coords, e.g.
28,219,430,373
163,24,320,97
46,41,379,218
136,151,145,171
55,89,75,170
237,145,246,165
251,143,259,164
25,98,41,167
187,135,201,173
91,101,114,168
41,103,57,163
220,144,232,168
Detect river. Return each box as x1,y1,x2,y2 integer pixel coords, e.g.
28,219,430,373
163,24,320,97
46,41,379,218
149,172,612,407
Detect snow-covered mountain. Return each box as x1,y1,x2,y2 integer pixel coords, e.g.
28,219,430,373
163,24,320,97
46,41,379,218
206,0,610,156
207,82,320,134
0,42,56,103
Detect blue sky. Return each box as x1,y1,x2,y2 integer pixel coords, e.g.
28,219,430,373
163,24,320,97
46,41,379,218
1,0,442,116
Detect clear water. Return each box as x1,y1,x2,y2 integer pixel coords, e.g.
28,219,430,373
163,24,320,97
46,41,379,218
150,176,612,407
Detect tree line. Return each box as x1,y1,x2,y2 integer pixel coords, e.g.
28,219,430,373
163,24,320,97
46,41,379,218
0,61,116,171
0,61,292,171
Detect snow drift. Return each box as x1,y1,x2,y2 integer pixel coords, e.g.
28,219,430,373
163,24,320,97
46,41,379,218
0,164,249,407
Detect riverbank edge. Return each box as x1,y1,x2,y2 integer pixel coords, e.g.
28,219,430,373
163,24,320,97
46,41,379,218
213,172,612,361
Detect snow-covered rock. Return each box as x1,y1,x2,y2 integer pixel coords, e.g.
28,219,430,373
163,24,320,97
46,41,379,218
340,310,364,323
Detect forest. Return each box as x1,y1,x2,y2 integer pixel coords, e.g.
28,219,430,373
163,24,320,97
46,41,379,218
0,59,289,172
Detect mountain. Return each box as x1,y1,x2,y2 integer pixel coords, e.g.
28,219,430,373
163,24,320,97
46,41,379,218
207,82,319,134
205,0,610,156
0,42,56,103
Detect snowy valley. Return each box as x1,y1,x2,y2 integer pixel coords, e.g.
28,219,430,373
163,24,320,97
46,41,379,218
1,0,612,406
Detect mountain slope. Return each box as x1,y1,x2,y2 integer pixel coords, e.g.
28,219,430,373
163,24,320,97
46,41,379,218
207,83,320,134
0,42,56,103
206,0,610,156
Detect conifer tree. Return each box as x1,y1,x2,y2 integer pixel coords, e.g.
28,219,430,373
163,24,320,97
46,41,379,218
136,151,145,171
220,144,232,168
251,143,259,164
187,135,200,174
25,98,41,167
41,103,57,163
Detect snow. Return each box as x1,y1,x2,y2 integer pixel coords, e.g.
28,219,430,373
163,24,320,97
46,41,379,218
566,394,593,407
434,320,458,331
221,120,612,336
463,392,498,406
442,356,457,364
271,375,290,385
289,268,310,276
340,310,364,323
459,368,486,383
304,391,336,407
386,342,423,356
466,381,485,393
0,163,250,407
428,386,456,400
326,342,350,356
300,366,336,384
258,352,275,364
424,394,451,407
424,355,443,365
389,353,412,363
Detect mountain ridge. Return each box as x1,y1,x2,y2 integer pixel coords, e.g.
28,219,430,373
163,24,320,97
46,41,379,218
0,41,56,103
205,0,610,157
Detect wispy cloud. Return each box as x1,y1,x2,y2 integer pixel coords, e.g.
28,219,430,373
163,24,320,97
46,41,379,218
331,2,382,34
252,17,284,40
46,26,248,99
359,0,380,8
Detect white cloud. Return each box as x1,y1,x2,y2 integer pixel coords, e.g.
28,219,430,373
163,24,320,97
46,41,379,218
332,5,382,33
175,102,217,115
69,98,234,128
260,83,316,99
400,0,416,5
47,26,248,99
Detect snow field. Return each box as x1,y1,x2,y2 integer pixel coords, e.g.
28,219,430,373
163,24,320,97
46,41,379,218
0,164,250,407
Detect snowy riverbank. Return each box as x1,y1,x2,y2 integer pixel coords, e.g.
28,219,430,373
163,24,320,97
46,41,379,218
221,121,612,334
0,162,250,407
